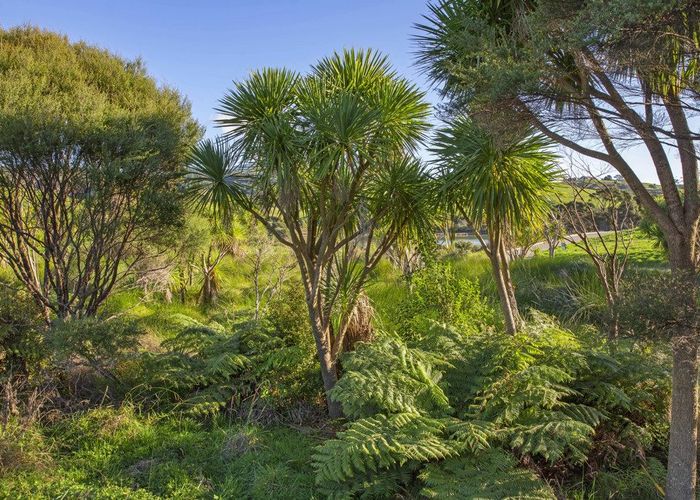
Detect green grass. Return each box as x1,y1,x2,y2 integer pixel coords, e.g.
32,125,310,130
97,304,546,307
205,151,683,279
2,406,322,499
544,230,667,268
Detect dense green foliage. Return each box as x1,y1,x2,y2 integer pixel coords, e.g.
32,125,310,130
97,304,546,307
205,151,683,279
0,27,200,318
313,307,668,498
0,238,674,498
0,12,692,499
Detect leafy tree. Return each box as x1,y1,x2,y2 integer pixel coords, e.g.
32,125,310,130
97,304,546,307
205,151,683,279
187,50,432,416
0,27,200,321
433,117,558,333
416,1,700,494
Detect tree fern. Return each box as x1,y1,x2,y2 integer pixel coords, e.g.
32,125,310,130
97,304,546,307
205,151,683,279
419,449,555,499
330,338,452,419
313,412,491,498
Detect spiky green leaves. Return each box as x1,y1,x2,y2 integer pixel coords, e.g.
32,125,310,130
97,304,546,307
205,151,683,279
433,117,559,233
186,139,250,225
191,49,431,232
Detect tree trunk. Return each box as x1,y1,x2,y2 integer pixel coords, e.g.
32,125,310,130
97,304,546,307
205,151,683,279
667,333,698,500
665,244,698,500
178,268,187,304
490,238,519,335
308,307,343,418
253,255,261,320
500,242,520,328
200,267,218,306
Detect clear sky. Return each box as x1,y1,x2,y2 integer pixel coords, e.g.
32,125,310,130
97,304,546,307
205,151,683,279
2,0,435,133
2,0,676,183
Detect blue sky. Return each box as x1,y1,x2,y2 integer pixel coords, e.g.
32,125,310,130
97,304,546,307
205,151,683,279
2,0,435,134
2,0,675,182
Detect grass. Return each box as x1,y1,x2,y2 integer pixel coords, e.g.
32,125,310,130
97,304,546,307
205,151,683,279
2,406,323,499
542,229,667,268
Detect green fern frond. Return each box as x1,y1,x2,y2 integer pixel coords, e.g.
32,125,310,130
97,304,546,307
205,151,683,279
313,413,461,496
419,449,555,499
330,338,452,418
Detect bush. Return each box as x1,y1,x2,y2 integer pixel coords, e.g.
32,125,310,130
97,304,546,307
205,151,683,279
396,262,494,340
618,269,696,340
265,281,311,343
0,283,47,378
134,315,319,419
50,317,144,398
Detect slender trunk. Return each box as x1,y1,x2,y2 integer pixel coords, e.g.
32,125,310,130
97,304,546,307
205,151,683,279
178,268,186,304
499,242,520,328
602,287,619,341
200,267,217,306
666,243,698,500
253,256,261,321
308,304,342,418
609,308,620,342
594,262,619,342
490,235,518,335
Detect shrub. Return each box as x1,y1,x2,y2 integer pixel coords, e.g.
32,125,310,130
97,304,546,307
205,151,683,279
265,281,311,343
396,262,494,340
137,320,250,415
0,283,47,378
618,269,696,340
135,315,319,418
50,317,144,397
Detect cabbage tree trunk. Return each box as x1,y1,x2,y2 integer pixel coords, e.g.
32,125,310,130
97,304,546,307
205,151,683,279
488,228,520,335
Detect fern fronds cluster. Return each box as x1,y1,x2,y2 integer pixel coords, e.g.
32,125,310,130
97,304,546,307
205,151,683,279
139,322,250,415
314,311,670,497
419,449,555,499
314,412,493,499
330,338,451,419
137,316,318,416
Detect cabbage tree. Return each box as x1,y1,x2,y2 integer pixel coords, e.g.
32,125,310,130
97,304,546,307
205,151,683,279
187,50,432,416
433,117,558,334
